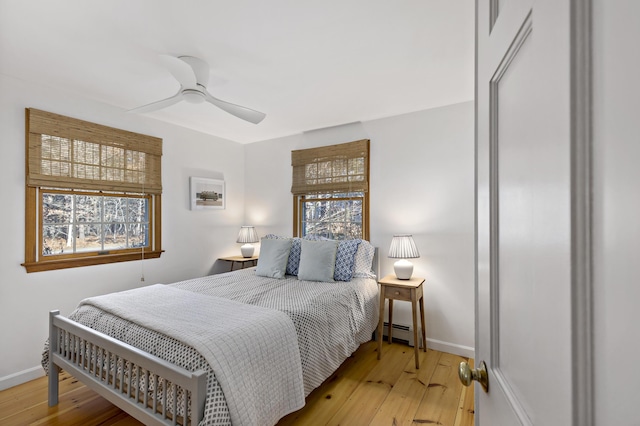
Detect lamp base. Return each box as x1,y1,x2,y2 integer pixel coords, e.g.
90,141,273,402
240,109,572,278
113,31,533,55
240,244,255,258
393,259,414,280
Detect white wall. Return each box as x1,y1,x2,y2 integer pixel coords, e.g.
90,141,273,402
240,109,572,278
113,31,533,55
245,102,476,356
592,1,640,423
0,74,246,389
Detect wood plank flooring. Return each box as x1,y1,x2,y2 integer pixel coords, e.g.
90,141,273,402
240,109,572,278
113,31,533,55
0,341,474,426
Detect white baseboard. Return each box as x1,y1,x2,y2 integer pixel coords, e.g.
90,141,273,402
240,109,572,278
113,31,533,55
0,366,45,391
376,324,475,359
426,338,475,359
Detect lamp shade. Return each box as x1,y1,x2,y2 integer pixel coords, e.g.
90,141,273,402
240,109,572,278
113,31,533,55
236,226,259,258
236,226,259,244
388,235,419,280
388,235,420,259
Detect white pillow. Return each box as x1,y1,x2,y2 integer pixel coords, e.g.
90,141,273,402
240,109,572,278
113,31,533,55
297,239,338,282
255,238,292,279
353,239,376,278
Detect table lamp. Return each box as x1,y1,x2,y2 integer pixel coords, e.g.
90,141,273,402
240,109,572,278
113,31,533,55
388,234,420,280
236,226,259,258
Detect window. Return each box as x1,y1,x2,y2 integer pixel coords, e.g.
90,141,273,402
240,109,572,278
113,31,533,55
23,109,163,272
41,190,150,255
297,192,365,239
292,139,370,240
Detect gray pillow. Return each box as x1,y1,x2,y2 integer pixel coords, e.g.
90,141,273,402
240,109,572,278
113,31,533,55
255,238,292,279
297,239,338,282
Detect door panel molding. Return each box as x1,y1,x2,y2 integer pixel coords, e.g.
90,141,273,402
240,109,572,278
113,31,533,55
489,0,499,32
492,368,532,425
489,11,533,84
570,0,594,425
488,11,534,425
488,9,533,364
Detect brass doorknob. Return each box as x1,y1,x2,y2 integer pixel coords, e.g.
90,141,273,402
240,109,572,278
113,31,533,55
458,360,489,393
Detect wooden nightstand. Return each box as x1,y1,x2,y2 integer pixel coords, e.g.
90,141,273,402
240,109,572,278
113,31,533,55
218,255,258,272
377,274,427,369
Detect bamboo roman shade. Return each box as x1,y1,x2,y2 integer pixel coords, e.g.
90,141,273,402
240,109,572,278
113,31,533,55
291,139,369,195
26,108,162,194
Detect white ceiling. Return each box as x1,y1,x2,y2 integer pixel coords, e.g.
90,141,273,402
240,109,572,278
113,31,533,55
0,0,474,144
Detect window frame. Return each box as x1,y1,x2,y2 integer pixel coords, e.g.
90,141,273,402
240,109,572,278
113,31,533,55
291,139,370,240
24,188,162,273
22,109,163,273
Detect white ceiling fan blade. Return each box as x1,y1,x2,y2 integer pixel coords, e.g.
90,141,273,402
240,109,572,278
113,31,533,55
159,55,197,88
179,56,210,87
204,92,266,124
128,91,183,114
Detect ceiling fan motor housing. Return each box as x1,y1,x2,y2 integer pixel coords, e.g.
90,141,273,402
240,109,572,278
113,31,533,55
182,89,206,104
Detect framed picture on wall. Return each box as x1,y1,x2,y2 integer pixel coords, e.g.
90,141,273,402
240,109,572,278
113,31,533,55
190,177,225,210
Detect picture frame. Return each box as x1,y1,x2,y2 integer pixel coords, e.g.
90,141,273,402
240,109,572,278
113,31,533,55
190,177,225,210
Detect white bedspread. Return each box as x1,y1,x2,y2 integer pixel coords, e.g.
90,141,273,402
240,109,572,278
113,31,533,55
78,284,305,426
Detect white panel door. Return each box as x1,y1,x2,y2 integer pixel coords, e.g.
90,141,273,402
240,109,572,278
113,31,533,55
475,0,592,424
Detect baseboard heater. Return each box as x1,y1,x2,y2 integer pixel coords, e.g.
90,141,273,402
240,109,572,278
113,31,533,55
379,322,423,348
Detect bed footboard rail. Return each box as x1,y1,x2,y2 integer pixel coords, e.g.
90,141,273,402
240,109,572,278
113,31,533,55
48,310,207,426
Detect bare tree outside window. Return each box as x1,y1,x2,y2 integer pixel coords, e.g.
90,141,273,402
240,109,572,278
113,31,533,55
301,193,364,240
42,191,149,256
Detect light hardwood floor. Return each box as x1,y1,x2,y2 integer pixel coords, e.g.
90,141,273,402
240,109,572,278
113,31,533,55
0,341,474,426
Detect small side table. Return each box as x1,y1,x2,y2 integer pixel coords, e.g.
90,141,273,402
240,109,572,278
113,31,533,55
218,255,258,272
377,274,427,369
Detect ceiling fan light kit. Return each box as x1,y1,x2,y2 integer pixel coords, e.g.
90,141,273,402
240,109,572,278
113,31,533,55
129,55,266,124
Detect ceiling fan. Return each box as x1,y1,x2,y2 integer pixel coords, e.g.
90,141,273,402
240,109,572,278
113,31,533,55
128,55,266,124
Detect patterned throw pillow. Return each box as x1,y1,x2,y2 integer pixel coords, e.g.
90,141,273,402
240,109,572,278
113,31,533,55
287,238,302,275
333,239,361,281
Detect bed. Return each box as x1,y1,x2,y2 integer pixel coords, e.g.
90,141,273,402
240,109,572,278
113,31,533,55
44,237,379,426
